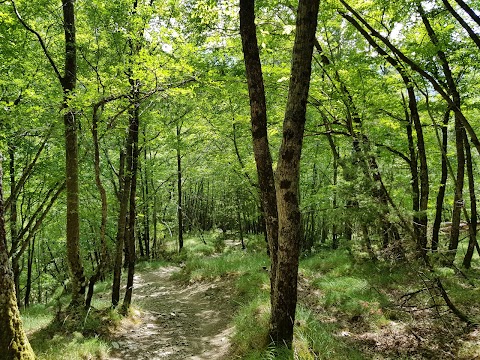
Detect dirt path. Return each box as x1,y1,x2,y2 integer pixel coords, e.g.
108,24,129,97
107,266,235,360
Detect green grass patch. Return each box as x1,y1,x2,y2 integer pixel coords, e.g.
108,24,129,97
302,250,415,324
22,303,114,360
293,306,365,360
22,304,55,334
135,258,171,272
173,250,269,282
29,332,110,360
231,296,271,356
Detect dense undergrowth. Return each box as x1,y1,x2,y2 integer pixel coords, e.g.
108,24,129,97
20,231,480,359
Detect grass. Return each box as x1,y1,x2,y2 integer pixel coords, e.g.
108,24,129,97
29,333,110,360
20,275,126,360
22,302,113,360
172,235,368,359
19,230,480,359
293,306,365,360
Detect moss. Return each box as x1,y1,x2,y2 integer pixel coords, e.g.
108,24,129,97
0,269,35,359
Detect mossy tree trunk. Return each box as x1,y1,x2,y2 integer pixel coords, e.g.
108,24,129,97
0,154,35,360
8,144,21,308
62,0,86,308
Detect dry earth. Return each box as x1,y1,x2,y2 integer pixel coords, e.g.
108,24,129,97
107,266,235,360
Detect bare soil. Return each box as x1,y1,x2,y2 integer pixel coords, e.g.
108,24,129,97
107,266,235,360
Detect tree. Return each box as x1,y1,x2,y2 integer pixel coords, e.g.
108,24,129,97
12,0,86,308
0,154,35,360
240,0,320,347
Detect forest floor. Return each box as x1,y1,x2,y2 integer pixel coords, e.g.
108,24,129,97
106,265,235,360
22,235,480,360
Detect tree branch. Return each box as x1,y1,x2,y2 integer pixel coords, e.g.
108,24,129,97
11,0,62,82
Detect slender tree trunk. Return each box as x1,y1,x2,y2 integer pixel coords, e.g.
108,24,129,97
332,143,339,250
236,194,245,250
448,122,466,263
419,3,466,264
432,110,450,251
462,139,478,268
112,147,130,308
452,0,480,27
270,0,319,346
176,123,184,252
403,79,429,257
441,0,480,49
62,0,86,309
86,101,110,309
123,96,139,310
8,145,21,308
24,236,34,308
143,138,150,259
123,172,137,310
0,154,35,360
152,186,158,258
317,40,400,248
405,102,420,241
362,224,376,260
340,0,480,158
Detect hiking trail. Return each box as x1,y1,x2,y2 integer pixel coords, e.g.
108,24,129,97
107,266,235,360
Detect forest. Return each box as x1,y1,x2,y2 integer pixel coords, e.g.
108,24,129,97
0,0,479,359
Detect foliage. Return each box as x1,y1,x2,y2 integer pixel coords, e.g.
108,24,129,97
2,0,480,357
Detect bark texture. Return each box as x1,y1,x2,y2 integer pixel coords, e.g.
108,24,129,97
270,0,319,346
112,147,130,307
62,0,86,308
123,78,140,310
432,110,450,251
239,0,279,305
0,155,35,360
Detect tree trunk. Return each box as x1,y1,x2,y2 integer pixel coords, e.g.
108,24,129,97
112,147,130,308
176,123,184,252
462,138,478,268
24,236,34,308
143,138,150,259
239,0,279,311
403,79,429,257
332,142,339,250
122,84,140,310
8,145,21,308
452,0,480,27
152,184,158,258
448,121,466,263
441,0,480,49
85,102,109,309
62,0,86,309
432,110,450,251
405,103,420,241
419,3,466,265
270,0,319,346
0,154,35,360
